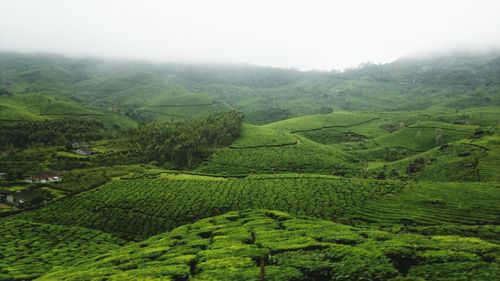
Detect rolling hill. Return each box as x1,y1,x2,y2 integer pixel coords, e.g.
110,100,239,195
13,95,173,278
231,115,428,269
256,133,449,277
36,209,500,281
0,51,499,281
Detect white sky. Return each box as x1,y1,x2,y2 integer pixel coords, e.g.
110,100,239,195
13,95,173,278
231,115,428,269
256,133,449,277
1,0,500,70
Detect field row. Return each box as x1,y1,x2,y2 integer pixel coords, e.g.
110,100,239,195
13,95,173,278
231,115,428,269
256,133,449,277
197,138,362,176
347,181,500,240
16,177,405,240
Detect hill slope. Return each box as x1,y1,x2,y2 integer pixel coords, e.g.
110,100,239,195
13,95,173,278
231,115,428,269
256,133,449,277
2,52,500,123
38,209,500,281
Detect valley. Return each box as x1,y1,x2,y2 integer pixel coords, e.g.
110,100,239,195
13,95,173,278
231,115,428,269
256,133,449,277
0,52,499,280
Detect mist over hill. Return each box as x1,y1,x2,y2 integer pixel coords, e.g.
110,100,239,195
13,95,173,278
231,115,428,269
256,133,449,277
1,0,500,279
1,51,499,124
1,50,499,281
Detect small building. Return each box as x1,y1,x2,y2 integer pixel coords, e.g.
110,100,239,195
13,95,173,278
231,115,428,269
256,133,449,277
25,171,62,183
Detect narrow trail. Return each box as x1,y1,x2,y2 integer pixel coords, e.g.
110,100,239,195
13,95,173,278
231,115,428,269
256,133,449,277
290,117,380,134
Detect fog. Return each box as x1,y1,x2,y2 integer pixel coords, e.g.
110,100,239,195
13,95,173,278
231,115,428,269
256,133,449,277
1,0,500,70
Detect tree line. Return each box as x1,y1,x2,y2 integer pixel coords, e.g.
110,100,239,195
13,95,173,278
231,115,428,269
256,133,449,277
133,110,243,168
0,120,108,150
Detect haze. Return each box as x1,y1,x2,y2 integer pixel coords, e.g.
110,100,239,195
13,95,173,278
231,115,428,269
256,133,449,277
1,0,500,70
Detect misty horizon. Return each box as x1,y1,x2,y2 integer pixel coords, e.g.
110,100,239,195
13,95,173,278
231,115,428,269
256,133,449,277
1,0,500,70
3,47,500,74
0,2,499,279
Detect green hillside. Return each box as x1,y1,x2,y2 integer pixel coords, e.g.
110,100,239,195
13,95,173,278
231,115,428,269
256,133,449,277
347,181,500,241
366,121,477,152
2,52,500,124
38,209,500,281
0,219,124,281
15,176,406,240
0,52,499,280
0,94,136,128
229,124,297,148
196,137,360,175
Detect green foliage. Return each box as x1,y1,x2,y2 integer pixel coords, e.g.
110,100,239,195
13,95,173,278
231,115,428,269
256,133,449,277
52,166,134,193
230,124,296,148
197,138,361,175
346,181,500,240
369,142,487,181
0,219,124,281
2,52,500,124
1,52,499,281
15,176,406,240
366,121,477,152
0,119,109,149
37,210,500,281
133,110,243,167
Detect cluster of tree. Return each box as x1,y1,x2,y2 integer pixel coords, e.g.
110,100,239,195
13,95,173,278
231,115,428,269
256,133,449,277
133,110,243,167
0,120,109,149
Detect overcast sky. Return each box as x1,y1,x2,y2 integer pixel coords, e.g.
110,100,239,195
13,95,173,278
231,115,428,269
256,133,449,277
1,0,500,70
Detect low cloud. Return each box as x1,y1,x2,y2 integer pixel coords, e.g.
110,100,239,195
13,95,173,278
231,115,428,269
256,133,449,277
1,0,500,70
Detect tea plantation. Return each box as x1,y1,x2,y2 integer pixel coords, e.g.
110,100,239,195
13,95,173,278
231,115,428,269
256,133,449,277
0,219,125,281
15,176,406,240
1,53,499,280
37,209,500,281
196,138,361,175
347,181,500,239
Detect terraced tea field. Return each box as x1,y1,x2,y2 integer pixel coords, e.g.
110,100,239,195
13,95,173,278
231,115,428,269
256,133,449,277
16,176,406,240
365,121,477,152
368,142,488,181
0,219,124,281
229,124,297,148
197,138,361,175
38,209,500,281
471,134,500,182
1,52,500,281
347,181,500,240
